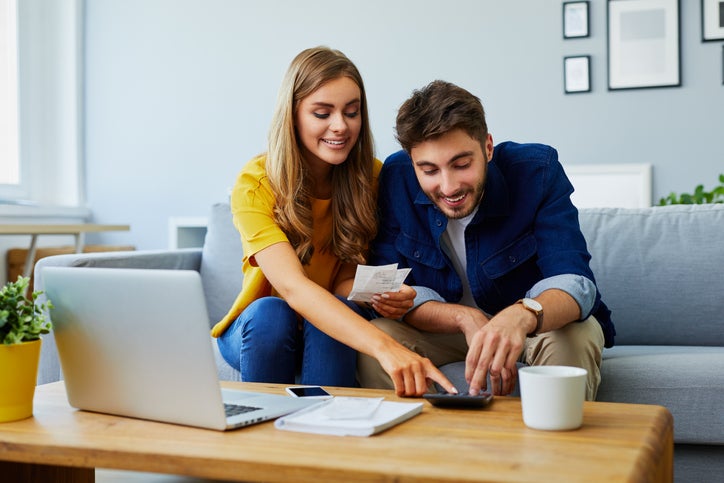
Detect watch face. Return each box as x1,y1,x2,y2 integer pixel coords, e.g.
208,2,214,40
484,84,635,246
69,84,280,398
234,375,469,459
524,298,542,311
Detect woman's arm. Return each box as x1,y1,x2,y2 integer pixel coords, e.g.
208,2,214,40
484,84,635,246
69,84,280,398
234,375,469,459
254,241,456,396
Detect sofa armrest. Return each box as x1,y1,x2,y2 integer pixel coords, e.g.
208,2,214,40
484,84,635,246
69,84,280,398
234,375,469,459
32,248,202,385
33,248,202,286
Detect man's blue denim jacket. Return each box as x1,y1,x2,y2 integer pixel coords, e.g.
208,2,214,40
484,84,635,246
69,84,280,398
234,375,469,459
370,142,615,348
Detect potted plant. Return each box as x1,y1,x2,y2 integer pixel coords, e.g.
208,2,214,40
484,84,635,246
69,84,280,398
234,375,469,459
0,276,52,422
659,173,724,205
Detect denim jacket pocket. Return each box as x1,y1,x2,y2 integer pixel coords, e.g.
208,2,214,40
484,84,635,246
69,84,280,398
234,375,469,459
395,233,447,270
481,234,538,279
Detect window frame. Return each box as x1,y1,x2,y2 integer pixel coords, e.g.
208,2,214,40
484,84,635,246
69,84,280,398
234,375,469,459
0,0,87,218
0,0,23,195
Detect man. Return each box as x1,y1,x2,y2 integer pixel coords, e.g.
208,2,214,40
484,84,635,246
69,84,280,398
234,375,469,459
358,80,614,400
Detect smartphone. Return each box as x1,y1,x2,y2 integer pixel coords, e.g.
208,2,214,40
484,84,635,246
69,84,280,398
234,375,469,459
423,392,494,409
285,385,334,399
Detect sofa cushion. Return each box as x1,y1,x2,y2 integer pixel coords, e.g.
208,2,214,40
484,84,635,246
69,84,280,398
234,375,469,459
578,205,724,346
598,345,724,444
199,202,244,327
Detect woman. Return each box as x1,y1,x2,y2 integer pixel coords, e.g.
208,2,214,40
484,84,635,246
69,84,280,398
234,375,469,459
212,46,454,396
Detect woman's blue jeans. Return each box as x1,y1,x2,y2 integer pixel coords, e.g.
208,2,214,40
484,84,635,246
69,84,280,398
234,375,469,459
217,296,374,387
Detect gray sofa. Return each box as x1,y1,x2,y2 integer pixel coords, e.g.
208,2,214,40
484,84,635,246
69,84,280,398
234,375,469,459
33,202,724,482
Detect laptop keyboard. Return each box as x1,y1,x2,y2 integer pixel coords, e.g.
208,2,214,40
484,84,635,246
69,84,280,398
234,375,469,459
224,403,262,417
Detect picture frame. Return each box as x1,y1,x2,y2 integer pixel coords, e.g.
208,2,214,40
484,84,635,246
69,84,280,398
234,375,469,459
702,0,724,41
607,0,681,90
563,1,590,39
564,55,592,93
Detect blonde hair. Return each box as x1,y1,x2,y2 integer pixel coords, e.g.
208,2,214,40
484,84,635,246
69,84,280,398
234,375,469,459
266,46,377,265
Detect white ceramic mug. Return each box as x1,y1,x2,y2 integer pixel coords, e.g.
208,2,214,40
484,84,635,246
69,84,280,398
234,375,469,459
518,365,587,431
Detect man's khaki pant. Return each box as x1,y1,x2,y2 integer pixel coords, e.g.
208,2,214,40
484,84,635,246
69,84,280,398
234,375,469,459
357,316,605,401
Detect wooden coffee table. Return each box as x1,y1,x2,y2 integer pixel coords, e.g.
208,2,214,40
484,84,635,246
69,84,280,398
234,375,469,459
0,381,672,482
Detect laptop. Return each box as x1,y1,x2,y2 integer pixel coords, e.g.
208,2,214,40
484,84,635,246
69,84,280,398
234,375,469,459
42,266,319,431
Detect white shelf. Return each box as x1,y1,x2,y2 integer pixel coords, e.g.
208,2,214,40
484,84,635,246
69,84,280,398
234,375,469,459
168,217,208,249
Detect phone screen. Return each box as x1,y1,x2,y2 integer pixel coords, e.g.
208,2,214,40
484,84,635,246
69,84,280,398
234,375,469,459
288,386,331,397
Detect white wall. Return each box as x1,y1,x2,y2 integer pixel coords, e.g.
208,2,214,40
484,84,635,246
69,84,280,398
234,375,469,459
81,0,724,250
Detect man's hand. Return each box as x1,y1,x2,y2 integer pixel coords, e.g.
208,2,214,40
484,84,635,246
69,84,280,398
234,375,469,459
454,305,491,343
464,290,582,396
464,304,533,396
370,284,416,320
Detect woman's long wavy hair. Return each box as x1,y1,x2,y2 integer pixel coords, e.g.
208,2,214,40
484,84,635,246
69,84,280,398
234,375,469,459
266,47,377,266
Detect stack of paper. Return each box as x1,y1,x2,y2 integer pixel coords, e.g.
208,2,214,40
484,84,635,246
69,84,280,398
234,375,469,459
274,397,423,437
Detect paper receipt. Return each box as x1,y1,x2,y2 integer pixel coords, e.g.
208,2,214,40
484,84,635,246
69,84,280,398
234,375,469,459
347,264,411,303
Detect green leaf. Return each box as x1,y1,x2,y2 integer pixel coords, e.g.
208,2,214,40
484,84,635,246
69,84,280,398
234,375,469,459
0,276,53,345
660,174,724,205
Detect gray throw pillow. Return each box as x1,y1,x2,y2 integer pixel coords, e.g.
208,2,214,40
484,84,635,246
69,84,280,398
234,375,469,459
199,202,244,327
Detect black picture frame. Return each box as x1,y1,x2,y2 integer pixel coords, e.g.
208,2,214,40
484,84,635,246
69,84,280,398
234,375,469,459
702,0,724,41
564,55,592,93
564,1,590,39
607,0,681,90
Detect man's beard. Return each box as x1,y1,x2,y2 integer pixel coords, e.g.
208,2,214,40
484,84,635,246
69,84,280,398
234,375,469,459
434,181,485,219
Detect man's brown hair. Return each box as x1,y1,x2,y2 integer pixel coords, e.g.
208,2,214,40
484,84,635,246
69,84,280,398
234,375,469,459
395,80,488,153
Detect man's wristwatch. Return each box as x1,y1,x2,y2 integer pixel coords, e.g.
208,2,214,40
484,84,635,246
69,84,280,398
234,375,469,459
516,298,543,338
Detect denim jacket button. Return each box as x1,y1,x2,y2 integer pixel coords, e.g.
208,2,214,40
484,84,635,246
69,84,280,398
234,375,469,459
414,250,421,258
435,219,442,227
509,256,517,263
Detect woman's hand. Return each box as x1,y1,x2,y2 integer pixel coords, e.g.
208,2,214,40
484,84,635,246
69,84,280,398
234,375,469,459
375,339,457,397
370,284,416,319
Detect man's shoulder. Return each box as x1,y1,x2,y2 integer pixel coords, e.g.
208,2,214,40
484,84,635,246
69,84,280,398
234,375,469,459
383,149,413,167
494,141,558,166
380,150,416,180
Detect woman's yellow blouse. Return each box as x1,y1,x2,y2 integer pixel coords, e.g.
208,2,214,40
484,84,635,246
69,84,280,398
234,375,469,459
211,154,382,337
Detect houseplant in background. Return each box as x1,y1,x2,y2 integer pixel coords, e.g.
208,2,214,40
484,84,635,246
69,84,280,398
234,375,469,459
0,276,52,422
659,173,724,205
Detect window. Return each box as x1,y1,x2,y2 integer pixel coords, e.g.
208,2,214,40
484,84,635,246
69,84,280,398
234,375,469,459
0,0,21,192
0,0,85,215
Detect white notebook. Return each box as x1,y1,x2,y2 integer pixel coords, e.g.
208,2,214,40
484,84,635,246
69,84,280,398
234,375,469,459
274,397,423,437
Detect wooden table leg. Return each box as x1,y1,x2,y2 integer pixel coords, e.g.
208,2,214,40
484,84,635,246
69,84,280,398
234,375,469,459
0,460,94,483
